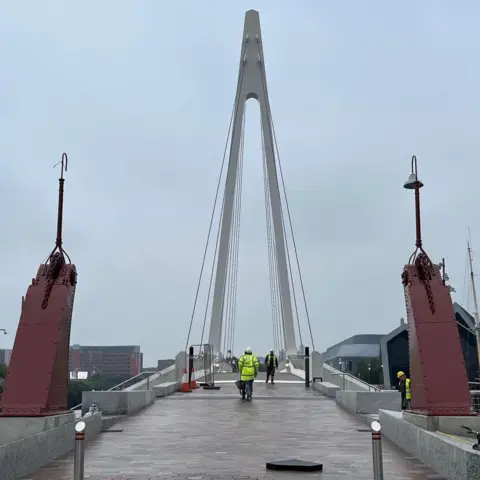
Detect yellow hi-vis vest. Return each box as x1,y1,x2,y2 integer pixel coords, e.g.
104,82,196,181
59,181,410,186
239,354,258,381
266,353,277,367
406,378,411,400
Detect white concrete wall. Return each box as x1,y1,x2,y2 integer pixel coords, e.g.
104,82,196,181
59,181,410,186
82,390,154,416
0,412,102,480
335,390,401,414
124,365,176,391
0,412,75,446
379,409,480,480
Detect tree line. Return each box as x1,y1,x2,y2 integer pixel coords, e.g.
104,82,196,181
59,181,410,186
0,366,128,408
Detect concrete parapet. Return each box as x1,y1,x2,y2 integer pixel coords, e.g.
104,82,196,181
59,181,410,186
379,409,480,480
403,411,480,437
0,412,75,446
335,390,401,414
124,365,176,391
82,389,154,416
153,382,179,398
0,412,102,480
313,381,340,398
101,415,123,431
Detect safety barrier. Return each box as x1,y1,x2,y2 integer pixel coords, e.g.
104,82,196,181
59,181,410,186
189,344,219,389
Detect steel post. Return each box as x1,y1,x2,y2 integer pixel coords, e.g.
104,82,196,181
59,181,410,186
74,421,86,480
188,346,194,385
304,346,310,387
371,421,384,480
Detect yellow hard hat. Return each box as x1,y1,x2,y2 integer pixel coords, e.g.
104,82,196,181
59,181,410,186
397,371,405,378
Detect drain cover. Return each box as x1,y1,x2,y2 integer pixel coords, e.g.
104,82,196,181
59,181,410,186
101,429,124,433
266,459,323,472
356,428,371,432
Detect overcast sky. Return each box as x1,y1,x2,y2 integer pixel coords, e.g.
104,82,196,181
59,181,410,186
0,1,479,366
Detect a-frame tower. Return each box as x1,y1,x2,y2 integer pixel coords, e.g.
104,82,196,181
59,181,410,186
208,10,298,356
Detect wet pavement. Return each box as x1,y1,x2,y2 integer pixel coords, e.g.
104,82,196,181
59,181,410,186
24,376,445,479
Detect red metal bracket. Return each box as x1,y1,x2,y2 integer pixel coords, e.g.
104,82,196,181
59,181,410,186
402,253,473,416
0,262,77,416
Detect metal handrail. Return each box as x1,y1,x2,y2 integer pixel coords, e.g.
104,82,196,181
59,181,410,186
469,381,480,391
70,370,158,411
331,372,380,392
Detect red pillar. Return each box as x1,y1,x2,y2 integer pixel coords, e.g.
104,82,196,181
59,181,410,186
402,253,472,416
1,260,77,416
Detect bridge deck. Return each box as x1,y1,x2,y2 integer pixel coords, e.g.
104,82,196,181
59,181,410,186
26,378,444,479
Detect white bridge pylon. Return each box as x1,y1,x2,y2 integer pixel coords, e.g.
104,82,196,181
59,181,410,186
208,10,298,357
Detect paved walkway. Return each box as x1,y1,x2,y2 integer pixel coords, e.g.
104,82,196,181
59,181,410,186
24,380,445,479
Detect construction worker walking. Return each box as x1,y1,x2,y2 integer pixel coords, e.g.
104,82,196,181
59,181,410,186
238,347,259,401
397,371,411,410
265,348,278,384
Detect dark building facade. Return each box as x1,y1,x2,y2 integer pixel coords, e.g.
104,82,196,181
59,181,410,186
69,345,143,379
157,359,175,371
381,303,479,389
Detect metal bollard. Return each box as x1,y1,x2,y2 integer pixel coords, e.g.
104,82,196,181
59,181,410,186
304,346,310,387
371,420,384,480
188,346,194,386
74,420,86,480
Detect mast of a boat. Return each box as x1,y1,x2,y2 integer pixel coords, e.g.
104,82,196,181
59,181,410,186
467,236,480,363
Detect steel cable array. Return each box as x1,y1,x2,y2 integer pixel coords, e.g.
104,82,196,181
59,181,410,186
185,35,315,359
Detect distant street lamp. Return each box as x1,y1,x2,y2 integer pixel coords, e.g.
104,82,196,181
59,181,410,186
368,364,372,384
0,329,6,335
403,155,428,264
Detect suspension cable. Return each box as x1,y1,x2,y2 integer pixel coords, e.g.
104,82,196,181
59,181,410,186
256,42,315,351
282,210,304,347
262,123,280,353
262,120,286,354
228,112,245,355
191,46,249,351
222,183,236,355
185,120,231,351
200,193,224,347
222,123,243,356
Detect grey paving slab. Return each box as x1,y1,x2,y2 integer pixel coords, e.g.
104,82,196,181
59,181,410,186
24,382,445,480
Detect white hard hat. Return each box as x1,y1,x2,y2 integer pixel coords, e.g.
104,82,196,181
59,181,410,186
270,348,274,352
246,346,252,353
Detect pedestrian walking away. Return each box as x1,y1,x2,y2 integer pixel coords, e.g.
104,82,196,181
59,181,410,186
265,348,278,384
238,347,260,401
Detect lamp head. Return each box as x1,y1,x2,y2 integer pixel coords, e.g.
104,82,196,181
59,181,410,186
75,420,86,433
403,173,424,190
371,420,381,432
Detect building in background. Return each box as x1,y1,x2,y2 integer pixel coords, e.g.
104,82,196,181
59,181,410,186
321,301,478,389
69,345,143,379
319,334,384,376
0,349,12,366
381,302,479,388
156,359,175,371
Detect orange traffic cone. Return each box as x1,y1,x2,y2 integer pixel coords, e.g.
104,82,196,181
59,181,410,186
189,367,198,389
180,368,192,393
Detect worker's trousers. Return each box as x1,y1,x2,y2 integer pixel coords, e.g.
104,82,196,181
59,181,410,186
244,379,254,397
